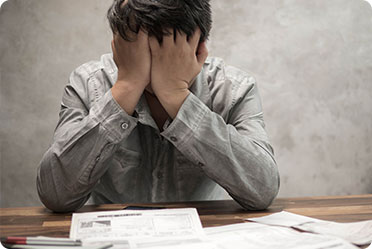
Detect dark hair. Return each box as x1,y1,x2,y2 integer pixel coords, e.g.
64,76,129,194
107,0,212,42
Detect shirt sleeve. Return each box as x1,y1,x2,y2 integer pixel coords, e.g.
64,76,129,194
161,74,280,210
37,65,138,212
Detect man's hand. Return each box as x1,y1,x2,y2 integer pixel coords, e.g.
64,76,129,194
149,29,208,119
111,30,151,115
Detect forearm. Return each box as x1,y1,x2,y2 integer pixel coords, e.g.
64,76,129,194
162,93,279,210
37,90,138,212
37,135,117,212
37,123,119,212
188,124,279,210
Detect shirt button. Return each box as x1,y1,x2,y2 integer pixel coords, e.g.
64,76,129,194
170,136,177,142
157,172,163,179
121,122,129,130
95,156,101,162
198,162,204,167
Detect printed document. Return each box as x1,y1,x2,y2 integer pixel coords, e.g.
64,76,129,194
204,222,358,249
247,211,372,245
69,208,368,248
69,208,208,248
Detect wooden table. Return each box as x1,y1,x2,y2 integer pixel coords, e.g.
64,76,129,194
1,195,371,244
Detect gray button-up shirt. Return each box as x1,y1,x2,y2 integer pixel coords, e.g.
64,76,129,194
37,54,280,212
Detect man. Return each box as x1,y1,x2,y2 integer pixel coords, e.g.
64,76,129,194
37,0,279,212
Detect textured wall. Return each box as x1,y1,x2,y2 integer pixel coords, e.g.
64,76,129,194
1,0,371,208
209,0,372,197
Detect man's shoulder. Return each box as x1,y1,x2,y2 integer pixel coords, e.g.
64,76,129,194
72,54,115,80
204,57,257,86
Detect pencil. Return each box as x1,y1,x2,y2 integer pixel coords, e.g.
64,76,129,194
1,237,82,246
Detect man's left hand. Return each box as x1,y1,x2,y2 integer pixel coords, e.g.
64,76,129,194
149,29,208,119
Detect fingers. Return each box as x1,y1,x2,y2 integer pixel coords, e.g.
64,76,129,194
114,30,146,46
112,34,126,62
113,33,125,49
111,38,118,65
137,29,148,45
189,29,201,53
151,29,200,50
149,28,207,66
196,41,208,65
162,29,174,48
149,35,160,54
111,39,115,53
175,30,187,44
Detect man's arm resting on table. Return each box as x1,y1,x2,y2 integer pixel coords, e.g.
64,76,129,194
37,78,140,212
37,32,151,213
148,29,279,210
161,87,280,210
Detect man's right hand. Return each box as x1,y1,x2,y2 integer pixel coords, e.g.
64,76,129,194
111,30,151,115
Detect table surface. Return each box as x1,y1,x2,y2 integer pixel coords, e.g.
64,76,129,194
1,195,372,239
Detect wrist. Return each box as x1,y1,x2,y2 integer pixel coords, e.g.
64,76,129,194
151,79,189,98
113,80,146,99
156,89,190,119
116,74,149,88
116,67,150,87
111,80,146,115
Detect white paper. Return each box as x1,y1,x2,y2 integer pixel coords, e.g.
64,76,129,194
70,208,207,248
204,222,358,249
131,240,216,249
248,211,320,227
247,211,372,245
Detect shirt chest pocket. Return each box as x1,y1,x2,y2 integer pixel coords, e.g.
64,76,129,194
103,146,143,200
175,153,206,199
114,146,142,168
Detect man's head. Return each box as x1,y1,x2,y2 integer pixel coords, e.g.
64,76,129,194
107,0,212,43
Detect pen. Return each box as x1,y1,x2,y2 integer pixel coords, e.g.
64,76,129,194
1,237,82,246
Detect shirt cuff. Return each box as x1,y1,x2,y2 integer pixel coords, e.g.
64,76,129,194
90,89,138,143
161,92,208,150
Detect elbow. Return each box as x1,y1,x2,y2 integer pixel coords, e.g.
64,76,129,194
37,173,80,213
233,161,280,211
234,186,278,211
252,151,280,210
37,158,87,213
37,181,78,213
42,200,86,214
252,178,280,210
37,182,87,213
259,167,280,210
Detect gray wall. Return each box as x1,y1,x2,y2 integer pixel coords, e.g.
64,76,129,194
1,0,371,208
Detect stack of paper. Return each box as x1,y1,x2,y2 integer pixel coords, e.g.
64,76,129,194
70,208,210,248
204,222,358,249
247,211,372,246
68,208,372,249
